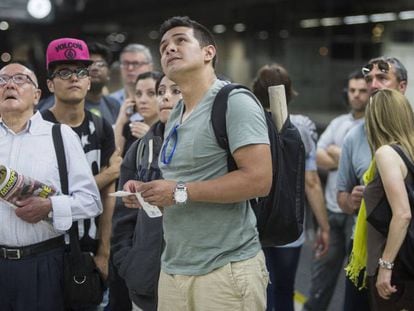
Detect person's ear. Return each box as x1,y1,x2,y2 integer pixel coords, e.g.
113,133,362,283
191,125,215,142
399,80,408,94
33,88,42,106
204,45,216,63
46,79,54,93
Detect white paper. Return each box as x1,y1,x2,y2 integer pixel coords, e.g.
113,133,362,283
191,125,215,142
109,191,162,218
135,192,163,218
109,190,134,197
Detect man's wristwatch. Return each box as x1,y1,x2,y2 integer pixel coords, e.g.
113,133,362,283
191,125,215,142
174,181,188,205
378,258,394,270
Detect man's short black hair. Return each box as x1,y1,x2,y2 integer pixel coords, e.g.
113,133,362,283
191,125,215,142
87,42,112,65
159,16,217,67
348,70,364,81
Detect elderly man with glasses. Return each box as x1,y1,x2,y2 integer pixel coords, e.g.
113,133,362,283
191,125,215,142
109,43,153,107
41,37,119,310
335,57,408,311
0,62,102,310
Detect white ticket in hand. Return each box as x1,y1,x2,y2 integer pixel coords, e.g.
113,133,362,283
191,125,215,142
109,191,134,197
109,191,162,218
135,192,162,218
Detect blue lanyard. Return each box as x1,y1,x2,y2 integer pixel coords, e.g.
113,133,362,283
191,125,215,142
161,124,179,165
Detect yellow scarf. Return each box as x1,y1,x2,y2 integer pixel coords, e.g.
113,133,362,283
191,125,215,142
345,159,376,289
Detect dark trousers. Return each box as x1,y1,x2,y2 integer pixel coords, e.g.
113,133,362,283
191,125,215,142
263,246,302,311
343,242,370,311
304,212,353,311
0,247,65,311
108,256,131,311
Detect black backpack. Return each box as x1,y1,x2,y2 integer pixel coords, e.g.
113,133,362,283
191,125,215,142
211,83,306,247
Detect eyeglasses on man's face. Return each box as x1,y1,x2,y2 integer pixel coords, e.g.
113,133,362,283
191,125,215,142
362,60,390,76
120,61,150,69
90,60,108,69
51,68,89,80
0,74,37,88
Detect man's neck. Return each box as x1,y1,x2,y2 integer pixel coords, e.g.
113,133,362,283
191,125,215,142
50,98,85,127
352,110,365,120
178,69,216,112
2,110,33,133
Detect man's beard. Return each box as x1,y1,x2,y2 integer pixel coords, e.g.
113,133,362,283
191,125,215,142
89,81,105,93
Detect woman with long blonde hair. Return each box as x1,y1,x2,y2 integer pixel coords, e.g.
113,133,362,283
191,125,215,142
363,89,414,310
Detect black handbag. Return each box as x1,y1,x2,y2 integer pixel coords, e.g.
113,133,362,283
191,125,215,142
52,124,105,307
63,224,104,306
366,144,414,277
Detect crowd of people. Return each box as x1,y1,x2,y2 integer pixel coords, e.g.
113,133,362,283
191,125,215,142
0,15,413,311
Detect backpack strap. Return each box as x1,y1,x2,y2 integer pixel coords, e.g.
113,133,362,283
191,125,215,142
90,112,104,146
211,83,251,171
135,139,146,171
51,124,82,257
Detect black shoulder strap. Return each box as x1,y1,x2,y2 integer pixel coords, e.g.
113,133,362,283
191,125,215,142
391,145,414,174
51,124,81,254
52,124,68,194
211,83,250,171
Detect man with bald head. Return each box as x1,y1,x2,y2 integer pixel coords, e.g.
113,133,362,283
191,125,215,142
0,63,102,310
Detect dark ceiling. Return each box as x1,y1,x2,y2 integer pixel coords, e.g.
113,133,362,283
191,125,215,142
17,0,413,34
69,0,414,28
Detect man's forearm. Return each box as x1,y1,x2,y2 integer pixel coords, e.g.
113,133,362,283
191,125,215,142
95,166,117,190
337,191,354,215
316,148,338,171
304,171,329,231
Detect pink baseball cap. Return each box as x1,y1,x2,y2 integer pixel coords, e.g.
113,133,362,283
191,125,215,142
46,38,93,69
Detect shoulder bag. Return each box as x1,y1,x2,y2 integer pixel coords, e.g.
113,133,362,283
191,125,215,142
52,124,105,307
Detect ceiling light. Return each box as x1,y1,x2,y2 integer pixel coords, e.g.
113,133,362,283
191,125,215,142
399,10,414,20
258,31,269,40
320,17,342,27
1,52,11,63
233,23,246,32
148,31,159,40
300,19,319,28
370,13,397,23
343,15,369,25
27,0,52,19
0,21,9,31
213,24,226,34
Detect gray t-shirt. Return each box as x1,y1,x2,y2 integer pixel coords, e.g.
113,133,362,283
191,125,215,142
336,122,372,193
159,79,269,275
318,113,364,213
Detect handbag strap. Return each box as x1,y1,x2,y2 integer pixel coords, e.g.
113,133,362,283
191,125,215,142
390,144,414,175
52,124,82,256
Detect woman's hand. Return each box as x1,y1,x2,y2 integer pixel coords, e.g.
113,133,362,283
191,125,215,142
129,121,150,139
376,267,397,299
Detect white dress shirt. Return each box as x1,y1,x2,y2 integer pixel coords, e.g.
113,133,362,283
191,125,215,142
0,112,102,246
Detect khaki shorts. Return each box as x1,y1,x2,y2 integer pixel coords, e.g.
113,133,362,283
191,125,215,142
158,251,269,311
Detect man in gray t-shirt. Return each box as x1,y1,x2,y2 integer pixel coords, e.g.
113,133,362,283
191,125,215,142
122,17,272,311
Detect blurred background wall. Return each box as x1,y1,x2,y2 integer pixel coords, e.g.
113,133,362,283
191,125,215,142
1,0,414,128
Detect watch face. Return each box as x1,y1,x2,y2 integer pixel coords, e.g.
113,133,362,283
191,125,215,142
174,189,187,203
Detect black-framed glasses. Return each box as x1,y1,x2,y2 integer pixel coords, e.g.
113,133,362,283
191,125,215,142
362,60,390,76
0,74,37,88
120,61,150,69
161,124,179,165
90,60,108,68
51,68,89,80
